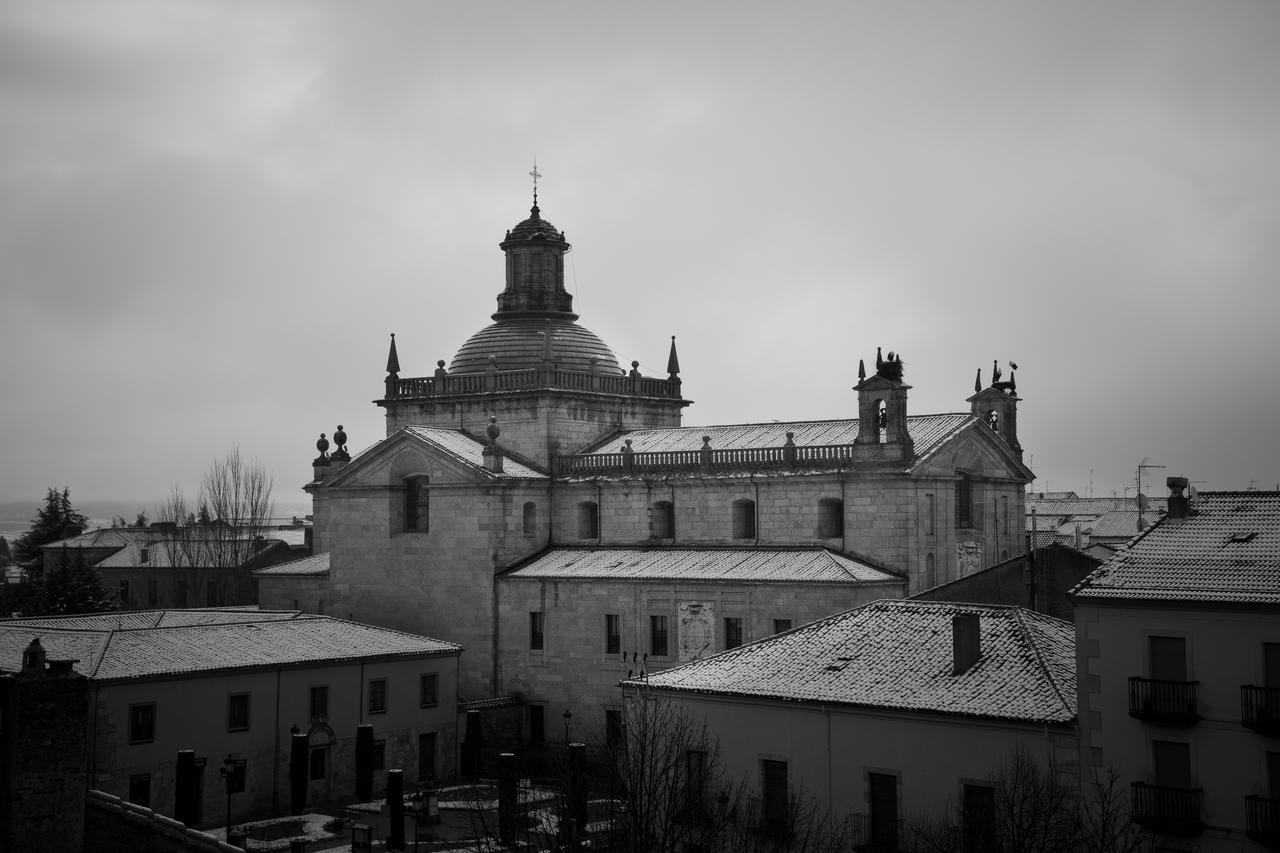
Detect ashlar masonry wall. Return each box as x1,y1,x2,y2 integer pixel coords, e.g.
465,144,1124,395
495,575,906,745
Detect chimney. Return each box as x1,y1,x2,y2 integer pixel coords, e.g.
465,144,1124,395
952,613,981,675
1167,476,1190,520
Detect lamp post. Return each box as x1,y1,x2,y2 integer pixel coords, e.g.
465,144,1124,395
563,709,572,746
219,755,236,834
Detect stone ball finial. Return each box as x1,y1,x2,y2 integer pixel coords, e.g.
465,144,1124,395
316,433,330,456
437,359,446,368
334,425,347,449
486,416,500,444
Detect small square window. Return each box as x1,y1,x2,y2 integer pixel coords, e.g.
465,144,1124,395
227,693,250,732
420,673,439,708
773,619,792,635
129,703,156,744
368,679,388,715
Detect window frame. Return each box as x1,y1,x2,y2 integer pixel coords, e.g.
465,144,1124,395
128,702,156,744
652,500,675,539
227,692,250,732
128,773,151,807
577,501,599,539
732,499,757,540
956,474,973,529
724,616,744,650
419,673,439,708
309,746,328,781
772,618,792,635
530,611,545,651
404,474,430,533
309,684,329,721
367,678,388,715
605,613,621,655
817,498,844,539
650,614,670,657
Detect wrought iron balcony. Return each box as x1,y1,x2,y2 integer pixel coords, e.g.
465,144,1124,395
1130,782,1202,835
1246,795,1280,848
850,813,904,852
1242,685,1280,734
1128,677,1200,725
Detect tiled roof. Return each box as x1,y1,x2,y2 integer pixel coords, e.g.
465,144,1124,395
503,547,903,585
0,610,460,681
1087,511,1149,540
581,414,973,462
404,427,548,479
1025,496,1168,518
1072,492,1280,604
254,553,330,577
627,599,1075,724
40,528,145,551
96,538,280,569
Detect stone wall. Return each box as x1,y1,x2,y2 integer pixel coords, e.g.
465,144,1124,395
84,790,239,853
495,575,907,743
913,544,1100,621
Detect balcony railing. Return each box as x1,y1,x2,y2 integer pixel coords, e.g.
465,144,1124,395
1246,795,1280,848
1128,677,1200,725
850,812,904,852
385,365,684,401
1130,782,1202,835
1242,685,1280,734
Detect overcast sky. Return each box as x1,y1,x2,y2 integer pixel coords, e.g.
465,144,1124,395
2,1,1278,509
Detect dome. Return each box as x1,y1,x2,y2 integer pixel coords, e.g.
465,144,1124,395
449,316,622,374
503,205,565,244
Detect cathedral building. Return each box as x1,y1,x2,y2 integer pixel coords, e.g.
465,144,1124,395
267,193,1033,729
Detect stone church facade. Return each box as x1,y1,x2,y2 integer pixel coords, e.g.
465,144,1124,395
270,196,1033,723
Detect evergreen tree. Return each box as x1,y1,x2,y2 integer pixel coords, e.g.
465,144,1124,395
0,536,10,565
12,487,89,567
33,546,115,615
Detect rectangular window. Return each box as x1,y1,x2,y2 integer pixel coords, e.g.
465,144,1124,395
1150,636,1188,682
227,693,250,732
868,772,899,849
529,705,545,743
147,579,158,607
418,732,437,783
372,739,386,771
1153,740,1192,789
605,709,623,752
368,678,388,715
206,579,218,607
129,703,156,744
530,611,545,650
605,614,621,654
309,747,328,781
773,619,792,635
310,685,329,721
128,774,151,807
925,493,935,536
650,614,669,657
956,476,973,528
724,617,744,650
119,579,130,605
1000,495,1009,534
686,749,707,808
419,673,439,708
962,784,997,853
761,759,789,830
175,580,188,608
405,476,429,532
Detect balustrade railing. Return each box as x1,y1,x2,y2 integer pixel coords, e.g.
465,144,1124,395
1128,677,1200,725
1130,782,1202,835
1242,685,1280,733
1246,795,1280,846
555,443,862,477
387,366,683,400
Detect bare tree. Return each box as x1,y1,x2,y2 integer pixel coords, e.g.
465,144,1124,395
152,447,276,607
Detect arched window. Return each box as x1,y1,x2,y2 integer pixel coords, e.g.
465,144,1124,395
1001,550,1009,561
522,501,537,536
925,553,936,589
876,399,887,441
818,498,844,538
652,501,675,539
578,501,599,539
955,474,973,529
732,499,756,540
404,475,429,532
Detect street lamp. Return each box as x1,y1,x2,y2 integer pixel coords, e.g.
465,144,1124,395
563,709,573,746
219,755,236,834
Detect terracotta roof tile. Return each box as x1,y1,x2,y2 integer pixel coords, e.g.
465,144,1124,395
504,547,902,585
627,599,1075,724
254,553,330,577
1072,491,1280,604
0,610,459,681
404,427,547,479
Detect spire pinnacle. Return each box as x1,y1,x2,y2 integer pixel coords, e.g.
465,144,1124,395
974,368,982,393
386,333,400,375
529,159,541,215
858,359,866,381
666,335,681,378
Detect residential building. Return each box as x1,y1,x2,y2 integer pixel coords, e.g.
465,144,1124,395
1071,481,1280,851
0,608,460,828
623,599,1077,847
913,543,1102,621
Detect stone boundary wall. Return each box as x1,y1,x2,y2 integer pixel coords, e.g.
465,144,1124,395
85,790,240,853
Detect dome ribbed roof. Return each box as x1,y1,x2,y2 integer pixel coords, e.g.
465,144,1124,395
449,317,622,375
503,205,564,243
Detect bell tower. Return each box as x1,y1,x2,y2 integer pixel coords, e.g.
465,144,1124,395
968,360,1022,458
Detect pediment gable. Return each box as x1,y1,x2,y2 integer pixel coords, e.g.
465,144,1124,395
910,420,1032,481
314,429,546,490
